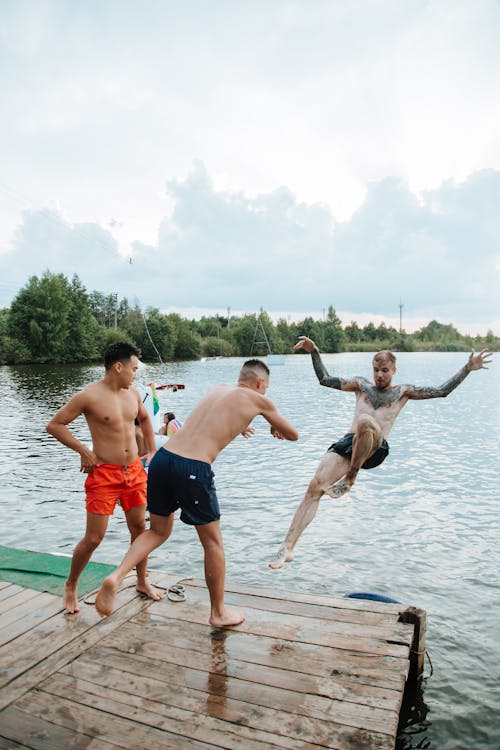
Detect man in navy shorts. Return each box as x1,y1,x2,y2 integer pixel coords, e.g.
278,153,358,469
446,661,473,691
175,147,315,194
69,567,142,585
96,359,298,626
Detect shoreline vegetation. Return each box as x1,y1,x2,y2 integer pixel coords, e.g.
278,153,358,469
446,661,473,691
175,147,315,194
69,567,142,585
1,271,498,365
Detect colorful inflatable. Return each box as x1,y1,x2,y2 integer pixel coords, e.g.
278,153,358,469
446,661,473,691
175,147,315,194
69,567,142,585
134,382,162,433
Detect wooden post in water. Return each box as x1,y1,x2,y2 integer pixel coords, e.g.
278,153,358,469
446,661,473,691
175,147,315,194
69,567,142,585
399,606,427,678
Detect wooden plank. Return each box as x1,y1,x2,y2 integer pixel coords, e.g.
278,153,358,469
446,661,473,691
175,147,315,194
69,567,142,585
0,735,32,750
146,581,413,645
0,582,12,591
150,573,405,615
40,671,394,750
147,596,410,658
0,586,151,710
91,635,402,711
39,672,322,750
13,689,228,750
99,617,406,696
0,586,24,606
0,589,44,618
132,613,407,680
0,704,134,750
222,590,407,628
67,649,399,736
0,591,58,630
0,593,62,646
152,574,407,628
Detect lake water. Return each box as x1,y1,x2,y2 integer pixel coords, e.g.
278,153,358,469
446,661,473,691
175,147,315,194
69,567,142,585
0,352,498,749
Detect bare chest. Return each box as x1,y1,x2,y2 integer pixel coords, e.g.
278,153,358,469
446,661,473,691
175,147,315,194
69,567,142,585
86,391,138,431
355,383,407,430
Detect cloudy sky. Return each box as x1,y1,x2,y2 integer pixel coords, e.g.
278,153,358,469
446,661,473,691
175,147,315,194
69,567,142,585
1,0,499,335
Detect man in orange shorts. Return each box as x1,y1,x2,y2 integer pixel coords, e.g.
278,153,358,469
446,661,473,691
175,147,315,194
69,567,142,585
46,342,163,613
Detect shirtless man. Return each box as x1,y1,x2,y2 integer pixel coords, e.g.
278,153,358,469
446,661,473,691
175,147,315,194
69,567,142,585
269,336,492,569
95,359,298,626
46,342,163,613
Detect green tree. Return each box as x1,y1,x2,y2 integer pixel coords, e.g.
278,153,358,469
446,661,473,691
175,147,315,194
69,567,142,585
232,314,259,356
202,337,234,357
8,272,72,361
140,309,177,361
323,306,345,352
66,275,101,361
362,322,378,342
297,317,324,348
344,321,362,343
167,314,202,360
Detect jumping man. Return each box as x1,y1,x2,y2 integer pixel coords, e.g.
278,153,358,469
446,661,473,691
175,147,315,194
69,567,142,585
269,336,492,569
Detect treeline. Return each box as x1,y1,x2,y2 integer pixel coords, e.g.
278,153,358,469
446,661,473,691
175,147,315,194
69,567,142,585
0,271,497,365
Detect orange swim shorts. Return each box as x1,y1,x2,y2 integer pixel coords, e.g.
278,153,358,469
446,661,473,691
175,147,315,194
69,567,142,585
84,457,147,515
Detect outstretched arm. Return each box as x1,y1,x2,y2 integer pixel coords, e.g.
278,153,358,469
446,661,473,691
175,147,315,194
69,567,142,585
406,349,493,400
260,399,299,441
293,336,357,391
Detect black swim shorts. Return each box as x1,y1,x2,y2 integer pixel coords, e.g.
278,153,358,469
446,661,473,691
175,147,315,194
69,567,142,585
327,432,389,470
147,448,220,525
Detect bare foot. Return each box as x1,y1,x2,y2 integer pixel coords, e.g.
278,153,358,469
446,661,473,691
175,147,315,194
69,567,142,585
324,478,353,499
136,580,164,601
209,609,245,627
268,543,294,570
63,581,80,614
95,576,118,617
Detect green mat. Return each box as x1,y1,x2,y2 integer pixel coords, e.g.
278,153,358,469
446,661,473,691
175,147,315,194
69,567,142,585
0,545,116,596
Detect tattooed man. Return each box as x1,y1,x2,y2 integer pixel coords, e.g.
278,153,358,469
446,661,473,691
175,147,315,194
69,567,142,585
269,336,492,569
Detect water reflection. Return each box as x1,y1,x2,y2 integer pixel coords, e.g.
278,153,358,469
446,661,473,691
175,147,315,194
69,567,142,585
205,628,229,718
397,674,431,749
1,354,499,750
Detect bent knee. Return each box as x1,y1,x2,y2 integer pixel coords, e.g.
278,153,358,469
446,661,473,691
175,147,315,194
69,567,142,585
128,522,147,538
356,415,380,435
151,530,170,545
307,475,327,498
83,533,105,549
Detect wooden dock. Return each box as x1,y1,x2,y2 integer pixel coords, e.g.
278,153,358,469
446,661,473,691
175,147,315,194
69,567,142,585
0,572,423,749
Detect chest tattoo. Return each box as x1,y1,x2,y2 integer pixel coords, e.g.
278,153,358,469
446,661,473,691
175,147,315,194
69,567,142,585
359,380,403,409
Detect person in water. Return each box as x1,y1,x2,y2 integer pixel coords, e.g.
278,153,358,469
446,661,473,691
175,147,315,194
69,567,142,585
269,336,492,570
95,359,298,626
46,342,163,613
158,411,182,437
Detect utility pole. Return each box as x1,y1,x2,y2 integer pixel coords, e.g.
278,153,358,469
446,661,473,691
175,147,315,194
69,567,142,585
399,299,403,334
227,306,231,328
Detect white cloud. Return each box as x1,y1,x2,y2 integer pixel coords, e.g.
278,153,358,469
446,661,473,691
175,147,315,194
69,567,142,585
1,163,498,335
1,0,499,334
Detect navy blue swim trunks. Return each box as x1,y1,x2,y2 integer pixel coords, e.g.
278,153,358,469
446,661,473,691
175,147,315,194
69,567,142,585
327,432,389,470
147,448,220,525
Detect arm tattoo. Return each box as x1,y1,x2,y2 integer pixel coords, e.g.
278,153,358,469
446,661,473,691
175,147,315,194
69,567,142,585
408,365,470,399
311,348,343,389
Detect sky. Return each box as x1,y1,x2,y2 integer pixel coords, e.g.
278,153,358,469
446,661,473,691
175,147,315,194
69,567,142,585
1,0,499,335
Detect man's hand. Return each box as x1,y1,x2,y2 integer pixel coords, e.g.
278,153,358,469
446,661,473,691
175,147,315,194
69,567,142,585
79,447,100,474
270,426,285,440
241,426,255,439
293,336,316,353
467,349,493,371
141,450,157,468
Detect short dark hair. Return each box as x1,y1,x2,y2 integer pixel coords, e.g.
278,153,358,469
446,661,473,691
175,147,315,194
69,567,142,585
165,412,176,421
104,342,141,369
240,358,270,379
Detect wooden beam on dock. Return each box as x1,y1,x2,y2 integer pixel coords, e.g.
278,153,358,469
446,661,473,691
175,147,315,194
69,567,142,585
0,572,421,749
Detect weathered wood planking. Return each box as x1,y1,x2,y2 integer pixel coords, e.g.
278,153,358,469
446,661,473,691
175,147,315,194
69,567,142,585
0,574,418,749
